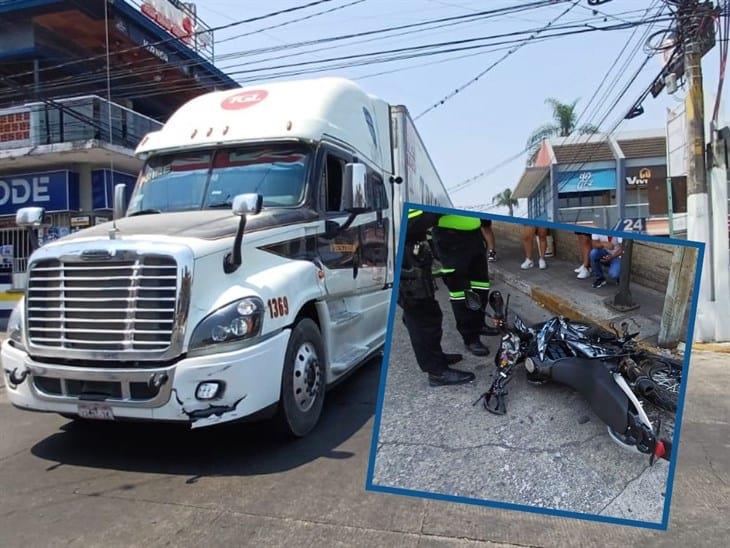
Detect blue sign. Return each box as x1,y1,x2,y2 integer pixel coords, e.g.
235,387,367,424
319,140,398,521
91,170,136,210
0,171,79,215
556,168,616,193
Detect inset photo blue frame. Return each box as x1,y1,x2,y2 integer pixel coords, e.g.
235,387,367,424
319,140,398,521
365,202,705,531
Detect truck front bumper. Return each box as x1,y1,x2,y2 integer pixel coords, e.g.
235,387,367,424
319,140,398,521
1,331,290,428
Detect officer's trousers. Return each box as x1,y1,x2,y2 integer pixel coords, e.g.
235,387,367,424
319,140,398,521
432,228,490,344
400,297,448,375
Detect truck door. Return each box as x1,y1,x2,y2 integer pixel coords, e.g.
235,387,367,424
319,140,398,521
356,171,389,292
316,147,360,298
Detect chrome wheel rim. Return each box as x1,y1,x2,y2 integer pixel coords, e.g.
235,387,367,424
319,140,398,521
649,366,680,394
292,342,321,412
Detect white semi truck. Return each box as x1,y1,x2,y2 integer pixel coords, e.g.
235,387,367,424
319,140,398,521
3,78,451,435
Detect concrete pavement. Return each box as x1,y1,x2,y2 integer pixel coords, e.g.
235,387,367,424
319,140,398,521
372,288,672,524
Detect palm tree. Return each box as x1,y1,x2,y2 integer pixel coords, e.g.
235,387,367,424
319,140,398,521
526,98,598,163
493,188,519,216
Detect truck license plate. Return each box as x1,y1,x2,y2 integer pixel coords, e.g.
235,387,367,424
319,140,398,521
77,403,115,421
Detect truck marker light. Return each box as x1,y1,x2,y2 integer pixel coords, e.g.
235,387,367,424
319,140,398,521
196,382,223,400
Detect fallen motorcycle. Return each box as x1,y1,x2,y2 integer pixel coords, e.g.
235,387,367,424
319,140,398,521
474,291,679,463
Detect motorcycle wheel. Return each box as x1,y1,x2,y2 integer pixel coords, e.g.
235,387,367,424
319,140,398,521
641,359,681,413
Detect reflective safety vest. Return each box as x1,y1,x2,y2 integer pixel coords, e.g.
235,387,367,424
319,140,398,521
436,214,481,231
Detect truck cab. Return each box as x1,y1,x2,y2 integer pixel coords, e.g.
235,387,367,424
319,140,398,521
2,78,446,436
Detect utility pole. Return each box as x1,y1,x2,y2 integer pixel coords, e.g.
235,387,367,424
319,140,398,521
682,1,708,200
679,0,714,340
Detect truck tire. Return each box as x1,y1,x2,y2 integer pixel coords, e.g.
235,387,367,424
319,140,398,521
275,318,326,437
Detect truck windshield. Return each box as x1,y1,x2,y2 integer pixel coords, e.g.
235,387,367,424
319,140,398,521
127,145,310,214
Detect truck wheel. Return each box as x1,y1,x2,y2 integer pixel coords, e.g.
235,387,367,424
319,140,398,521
275,318,326,437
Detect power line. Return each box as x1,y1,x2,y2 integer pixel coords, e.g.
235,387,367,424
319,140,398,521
5,0,339,83
0,0,569,103
415,0,581,120
89,15,676,103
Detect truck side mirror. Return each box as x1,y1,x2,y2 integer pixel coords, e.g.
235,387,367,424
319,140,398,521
225,193,263,274
16,207,45,252
342,163,371,213
113,183,127,220
232,193,263,216
16,207,45,228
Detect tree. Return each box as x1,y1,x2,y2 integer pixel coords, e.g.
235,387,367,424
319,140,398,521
493,188,519,216
526,98,598,163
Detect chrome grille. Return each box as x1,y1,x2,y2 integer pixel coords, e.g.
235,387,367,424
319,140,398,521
26,255,178,352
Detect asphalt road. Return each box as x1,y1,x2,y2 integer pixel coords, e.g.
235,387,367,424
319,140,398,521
372,286,673,524
0,327,728,546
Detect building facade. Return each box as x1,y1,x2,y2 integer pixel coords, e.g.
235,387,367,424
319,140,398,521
514,130,686,234
0,0,237,318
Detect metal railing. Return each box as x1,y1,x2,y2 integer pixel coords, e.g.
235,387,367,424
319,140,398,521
0,95,162,152
624,203,650,219
557,205,620,228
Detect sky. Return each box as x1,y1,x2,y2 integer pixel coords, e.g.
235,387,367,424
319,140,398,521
192,0,725,214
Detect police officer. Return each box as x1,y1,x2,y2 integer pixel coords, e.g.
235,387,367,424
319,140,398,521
398,209,475,386
431,214,498,356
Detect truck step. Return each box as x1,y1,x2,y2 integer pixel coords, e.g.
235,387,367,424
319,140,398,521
330,345,370,374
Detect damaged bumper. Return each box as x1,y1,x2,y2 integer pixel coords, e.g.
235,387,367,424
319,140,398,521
1,330,289,428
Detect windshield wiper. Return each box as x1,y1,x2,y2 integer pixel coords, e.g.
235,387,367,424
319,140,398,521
128,208,162,217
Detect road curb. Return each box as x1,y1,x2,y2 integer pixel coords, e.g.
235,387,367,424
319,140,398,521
691,342,730,353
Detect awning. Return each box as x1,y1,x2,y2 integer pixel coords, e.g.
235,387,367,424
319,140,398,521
513,167,549,199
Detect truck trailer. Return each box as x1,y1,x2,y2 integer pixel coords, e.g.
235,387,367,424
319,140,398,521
3,78,451,436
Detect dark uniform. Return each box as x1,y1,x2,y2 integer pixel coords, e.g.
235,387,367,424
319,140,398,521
431,215,491,346
398,209,474,385
398,209,447,375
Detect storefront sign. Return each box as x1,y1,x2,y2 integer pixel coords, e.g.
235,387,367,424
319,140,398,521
0,171,79,215
556,169,616,193
141,0,196,44
91,170,136,210
625,165,666,188
70,215,91,228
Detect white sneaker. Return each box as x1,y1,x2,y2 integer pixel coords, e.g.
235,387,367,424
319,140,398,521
576,265,591,279
573,264,583,273
520,259,534,270
538,258,547,270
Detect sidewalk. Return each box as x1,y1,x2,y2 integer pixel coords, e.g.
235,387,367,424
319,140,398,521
488,237,668,348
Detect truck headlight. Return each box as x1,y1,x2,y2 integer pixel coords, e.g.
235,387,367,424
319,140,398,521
189,297,264,355
7,299,26,351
